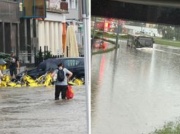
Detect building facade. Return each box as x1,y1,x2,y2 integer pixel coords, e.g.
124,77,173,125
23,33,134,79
0,0,20,55
66,0,82,21
18,0,68,63
0,0,81,63
38,11,66,56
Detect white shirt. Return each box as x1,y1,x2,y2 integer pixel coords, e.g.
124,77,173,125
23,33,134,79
53,68,71,86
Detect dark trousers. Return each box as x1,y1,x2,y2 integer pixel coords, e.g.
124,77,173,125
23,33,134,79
55,85,67,100
10,67,17,77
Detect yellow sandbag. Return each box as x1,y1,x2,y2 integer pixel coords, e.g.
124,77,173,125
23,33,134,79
2,75,11,83
26,78,36,83
7,82,17,87
0,65,6,70
24,75,34,81
68,81,76,86
38,84,44,87
1,81,7,87
21,84,27,87
73,79,83,85
15,84,21,88
2,65,6,70
28,82,39,87
44,75,52,86
36,75,43,83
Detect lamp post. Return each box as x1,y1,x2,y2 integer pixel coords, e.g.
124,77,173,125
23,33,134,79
82,0,91,134
92,17,97,40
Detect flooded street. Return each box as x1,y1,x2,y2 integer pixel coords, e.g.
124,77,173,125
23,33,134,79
0,86,87,134
92,41,180,134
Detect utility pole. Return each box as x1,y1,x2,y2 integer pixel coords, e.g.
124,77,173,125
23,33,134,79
102,18,106,40
82,0,91,134
92,17,96,39
115,20,121,48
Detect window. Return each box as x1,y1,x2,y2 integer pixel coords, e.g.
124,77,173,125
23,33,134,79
66,0,77,9
23,0,33,16
71,0,76,9
66,0,70,9
35,0,46,17
22,0,46,18
64,59,81,67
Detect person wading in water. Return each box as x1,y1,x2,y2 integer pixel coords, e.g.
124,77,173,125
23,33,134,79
51,63,73,100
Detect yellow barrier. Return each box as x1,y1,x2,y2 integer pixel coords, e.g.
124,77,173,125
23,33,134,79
0,65,6,70
7,82,17,87
68,78,84,86
44,74,52,86
2,75,11,83
0,72,84,88
73,79,84,85
0,81,7,87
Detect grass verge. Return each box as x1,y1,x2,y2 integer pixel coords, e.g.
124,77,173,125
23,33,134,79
154,38,180,48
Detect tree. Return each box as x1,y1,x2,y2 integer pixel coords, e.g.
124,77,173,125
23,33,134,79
174,26,180,41
157,25,174,40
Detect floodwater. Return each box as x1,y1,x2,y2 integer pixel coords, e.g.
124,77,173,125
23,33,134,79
92,41,180,134
0,86,87,134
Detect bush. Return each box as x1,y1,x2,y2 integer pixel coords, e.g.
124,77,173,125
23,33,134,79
35,47,52,66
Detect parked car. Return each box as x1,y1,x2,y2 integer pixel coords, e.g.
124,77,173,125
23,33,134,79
16,57,84,80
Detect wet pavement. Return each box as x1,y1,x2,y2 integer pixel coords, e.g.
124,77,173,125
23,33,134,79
92,41,180,134
0,86,87,134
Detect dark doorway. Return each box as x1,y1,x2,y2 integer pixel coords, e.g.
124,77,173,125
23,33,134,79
11,24,17,54
5,23,11,54
0,23,3,52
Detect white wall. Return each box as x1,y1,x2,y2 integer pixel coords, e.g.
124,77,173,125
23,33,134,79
45,12,66,22
38,12,66,56
123,25,162,37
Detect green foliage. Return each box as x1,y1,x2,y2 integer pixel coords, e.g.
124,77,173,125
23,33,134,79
163,27,174,40
0,52,10,60
35,47,52,66
174,26,180,41
149,121,180,134
157,25,180,41
35,47,52,60
44,50,52,60
39,46,43,58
